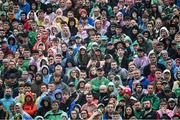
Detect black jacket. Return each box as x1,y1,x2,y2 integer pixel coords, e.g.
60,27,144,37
141,109,159,120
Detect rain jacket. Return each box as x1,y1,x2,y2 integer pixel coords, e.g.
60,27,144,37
35,96,52,117
7,36,17,53
44,110,68,120
13,103,33,120
0,96,15,113
41,65,51,84
90,77,110,93
141,94,160,110
22,92,37,117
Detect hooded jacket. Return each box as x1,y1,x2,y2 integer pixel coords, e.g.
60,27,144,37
0,95,15,113
129,76,150,90
22,92,37,117
14,103,33,120
44,109,68,120
35,96,52,117
7,35,17,53
41,65,51,84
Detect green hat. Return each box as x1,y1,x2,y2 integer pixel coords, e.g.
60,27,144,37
132,41,139,46
101,35,108,41
175,88,180,96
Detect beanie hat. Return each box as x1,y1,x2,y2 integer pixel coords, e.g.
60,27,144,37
123,87,131,95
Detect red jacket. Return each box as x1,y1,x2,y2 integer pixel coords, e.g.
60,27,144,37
22,92,37,116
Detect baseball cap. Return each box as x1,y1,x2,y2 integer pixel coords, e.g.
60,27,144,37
68,82,75,87
168,98,176,102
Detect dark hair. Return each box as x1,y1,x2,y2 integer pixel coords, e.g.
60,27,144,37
124,105,135,119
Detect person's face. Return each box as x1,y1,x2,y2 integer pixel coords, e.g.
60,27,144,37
42,68,48,75
170,27,176,35
66,1,72,8
173,8,179,16
137,51,144,57
97,70,104,77
3,23,10,31
81,110,88,119
136,85,142,93
156,81,162,89
24,86,31,92
61,44,67,51
71,111,77,119
25,96,32,102
52,102,59,111
164,72,171,79
160,102,168,109
48,83,56,91
15,105,21,113
134,102,142,110
107,104,114,113
95,21,101,29
22,72,29,79
9,62,16,69
48,57,54,64
36,75,42,81
166,59,173,67
85,84,91,92
150,65,156,73
41,85,47,93
30,22,37,30
38,12,44,19
18,87,24,94
111,62,117,69
149,54,157,63
0,50,4,59
80,72,87,79
86,95,93,102
126,107,132,115
169,101,176,108
144,101,151,109
147,85,154,94
133,70,141,79
69,85,75,92
118,87,124,94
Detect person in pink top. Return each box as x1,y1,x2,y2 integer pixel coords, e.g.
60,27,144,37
157,99,174,119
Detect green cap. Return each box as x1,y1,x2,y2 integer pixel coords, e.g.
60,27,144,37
132,41,139,46
175,88,180,96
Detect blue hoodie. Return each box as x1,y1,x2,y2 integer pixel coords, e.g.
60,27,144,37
7,35,17,53
41,65,51,84
0,96,15,113
129,76,149,90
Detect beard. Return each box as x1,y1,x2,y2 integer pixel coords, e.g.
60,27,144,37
145,107,151,111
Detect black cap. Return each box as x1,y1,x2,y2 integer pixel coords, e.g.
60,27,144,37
164,86,171,93
97,67,104,71
137,47,144,52
69,82,75,87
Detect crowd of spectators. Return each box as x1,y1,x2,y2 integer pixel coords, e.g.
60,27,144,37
0,0,180,119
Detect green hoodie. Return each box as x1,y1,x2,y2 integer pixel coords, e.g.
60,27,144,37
44,110,68,120
141,94,160,110
90,76,109,93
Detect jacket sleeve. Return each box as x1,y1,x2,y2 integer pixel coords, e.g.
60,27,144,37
26,104,37,116
90,79,99,92
152,96,160,110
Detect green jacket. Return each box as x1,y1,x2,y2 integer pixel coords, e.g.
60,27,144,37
141,94,160,110
44,110,68,120
28,31,38,46
90,77,109,93
134,110,143,119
